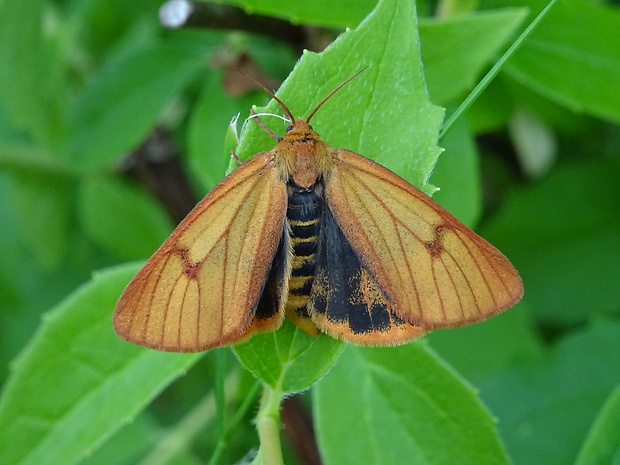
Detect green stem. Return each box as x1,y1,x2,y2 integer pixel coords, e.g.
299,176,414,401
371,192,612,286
253,385,285,465
439,0,560,140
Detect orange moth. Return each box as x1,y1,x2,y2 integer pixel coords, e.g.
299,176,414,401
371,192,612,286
114,72,523,352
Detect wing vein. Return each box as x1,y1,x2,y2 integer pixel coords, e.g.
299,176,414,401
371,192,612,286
149,253,174,342
346,169,433,317
436,251,465,319
391,205,424,318
454,230,498,310
176,270,190,348
341,174,398,290
430,255,447,321
347,168,433,245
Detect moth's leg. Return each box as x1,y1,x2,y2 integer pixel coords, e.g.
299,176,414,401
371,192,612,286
230,151,243,166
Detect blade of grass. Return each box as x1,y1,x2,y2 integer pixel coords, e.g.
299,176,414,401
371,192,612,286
208,379,262,465
137,371,241,465
439,0,560,140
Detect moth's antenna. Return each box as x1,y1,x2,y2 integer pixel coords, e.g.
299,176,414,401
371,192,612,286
306,66,369,123
240,72,295,123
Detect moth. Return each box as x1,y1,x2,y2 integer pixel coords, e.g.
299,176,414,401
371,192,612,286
114,72,523,352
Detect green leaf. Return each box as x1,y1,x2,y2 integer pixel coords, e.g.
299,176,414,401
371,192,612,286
237,0,444,194
7,173,73,269
480,319,620,465
233,321,344,394
0,264,202,465
0,0,50,143
77,174,173,261
215,0,377,28
504,0,620,123
314,343,511,465
187,36,297,191
80,415,160,465
69,41,211,170
420,8,528,105
188,73,264,191
576,385,620,465
427,304,543,384
481,159,620,326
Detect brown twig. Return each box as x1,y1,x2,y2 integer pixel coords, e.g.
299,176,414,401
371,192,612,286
120,128,198,223
159,0,306,53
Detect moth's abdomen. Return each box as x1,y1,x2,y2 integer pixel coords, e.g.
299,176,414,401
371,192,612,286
285,186,322,330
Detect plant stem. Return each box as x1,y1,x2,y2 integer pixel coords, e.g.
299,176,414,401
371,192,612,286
254,385,284,465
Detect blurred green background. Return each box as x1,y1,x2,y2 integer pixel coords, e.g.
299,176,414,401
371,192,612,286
1,0,619,464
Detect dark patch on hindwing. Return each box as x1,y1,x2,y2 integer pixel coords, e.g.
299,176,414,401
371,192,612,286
310,206,403,335
255,230,290,321
256,181,411,339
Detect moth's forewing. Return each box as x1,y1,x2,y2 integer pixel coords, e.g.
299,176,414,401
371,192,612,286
114,152,287,352
324,149,523,329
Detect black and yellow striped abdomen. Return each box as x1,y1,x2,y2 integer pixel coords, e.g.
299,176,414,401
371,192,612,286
285,185,322,333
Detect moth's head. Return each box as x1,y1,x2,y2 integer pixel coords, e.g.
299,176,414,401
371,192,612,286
283,119,319,142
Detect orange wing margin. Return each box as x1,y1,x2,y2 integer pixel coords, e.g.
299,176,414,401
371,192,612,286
114,152,287,352
326,149,523,329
